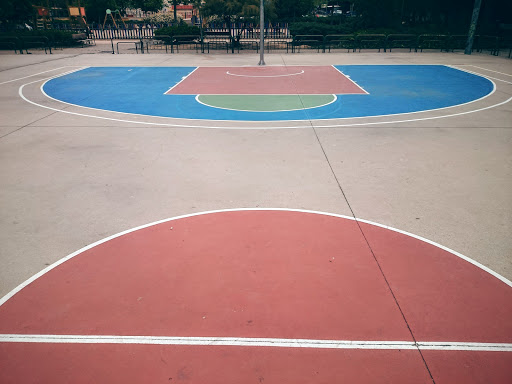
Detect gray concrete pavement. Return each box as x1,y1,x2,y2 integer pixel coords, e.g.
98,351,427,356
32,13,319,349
0,49,511,299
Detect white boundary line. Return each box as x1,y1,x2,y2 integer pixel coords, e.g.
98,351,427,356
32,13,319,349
28,81,512,129
19,65,508,129
194,94,338,113
446,65,512,85
417,341,512,352
1,208,510,309
466,65,512,77
164,66,199,94
0,334,417,349
226,70,305,77
0,334,510,351
331,65,370,95
0,66,83,86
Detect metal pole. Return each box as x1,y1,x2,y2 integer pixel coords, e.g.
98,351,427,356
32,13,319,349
465,0,482,55
258,0,265,65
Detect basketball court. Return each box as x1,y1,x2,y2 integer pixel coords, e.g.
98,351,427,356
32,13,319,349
0,50,511,383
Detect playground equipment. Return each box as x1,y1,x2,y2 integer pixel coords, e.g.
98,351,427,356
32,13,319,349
68,6,87,28
34,4,87,30
103,9,127,29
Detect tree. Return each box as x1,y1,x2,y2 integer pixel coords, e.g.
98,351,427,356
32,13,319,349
165,0,200,24
201,0,276,34
201,0,261,51
169,0,179,22
351,0,398,28
202,0,259,21
0,0,35,28
465,0,482,54
84,0,131,24
131,0,163,13
275,0,316,20
84,0,163,24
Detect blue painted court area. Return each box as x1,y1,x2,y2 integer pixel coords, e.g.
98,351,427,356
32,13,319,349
43,65,494,121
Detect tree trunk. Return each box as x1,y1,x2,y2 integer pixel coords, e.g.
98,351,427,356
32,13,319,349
465,0,482,55
224,16,234,53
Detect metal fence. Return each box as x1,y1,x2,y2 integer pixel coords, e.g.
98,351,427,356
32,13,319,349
90,27,156,40
77,22,290,40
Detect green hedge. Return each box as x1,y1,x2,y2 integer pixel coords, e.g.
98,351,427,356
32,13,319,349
154,24,200,38
288,18,501,37
289,19,366,36
0,30,77,46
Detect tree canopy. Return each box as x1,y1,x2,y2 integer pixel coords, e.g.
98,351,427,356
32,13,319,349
201,0,261,22
0,0,35,26
131,0,163,13
84,0,163,23
351,0,512,33
274,0,317,20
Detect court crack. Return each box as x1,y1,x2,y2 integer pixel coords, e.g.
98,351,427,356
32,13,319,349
281,58,437,384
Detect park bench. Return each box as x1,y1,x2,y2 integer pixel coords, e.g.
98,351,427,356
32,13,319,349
203,30,231,52
171,35,202,53
0,36,21,53
150,35,172,52
417,34,449,52
72,33,95,47
496,36,512,58
473,35,499,55
288,35,324,53
19,36,51,54
446,35,469,52
325,34,355,52
385,34,416,52
355,34,386,52
265,38,289,52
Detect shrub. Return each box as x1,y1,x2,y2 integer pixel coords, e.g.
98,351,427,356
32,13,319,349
154,23,200,38
289,22,338,36
289,18,366,36
0,30,77,47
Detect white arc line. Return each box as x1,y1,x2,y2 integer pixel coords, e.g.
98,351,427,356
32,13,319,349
226,70,305,77
0,335,511,352
447,65,512,85
1,208,510,310
466,65,512,77
194,94,338,113
0,66,83,86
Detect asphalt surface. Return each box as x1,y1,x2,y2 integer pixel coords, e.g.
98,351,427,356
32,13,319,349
1,45,511,301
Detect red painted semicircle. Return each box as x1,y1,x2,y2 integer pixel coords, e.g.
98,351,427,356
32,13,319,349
0,209,510,344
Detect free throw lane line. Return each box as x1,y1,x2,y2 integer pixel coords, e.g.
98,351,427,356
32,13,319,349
226,70,305,77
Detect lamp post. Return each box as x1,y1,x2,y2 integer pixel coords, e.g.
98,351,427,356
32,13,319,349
258,0,265,65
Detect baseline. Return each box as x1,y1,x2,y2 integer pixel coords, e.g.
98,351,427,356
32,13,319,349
1,334,511,352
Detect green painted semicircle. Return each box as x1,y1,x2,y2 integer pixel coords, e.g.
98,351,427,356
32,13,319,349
196,94,336,112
